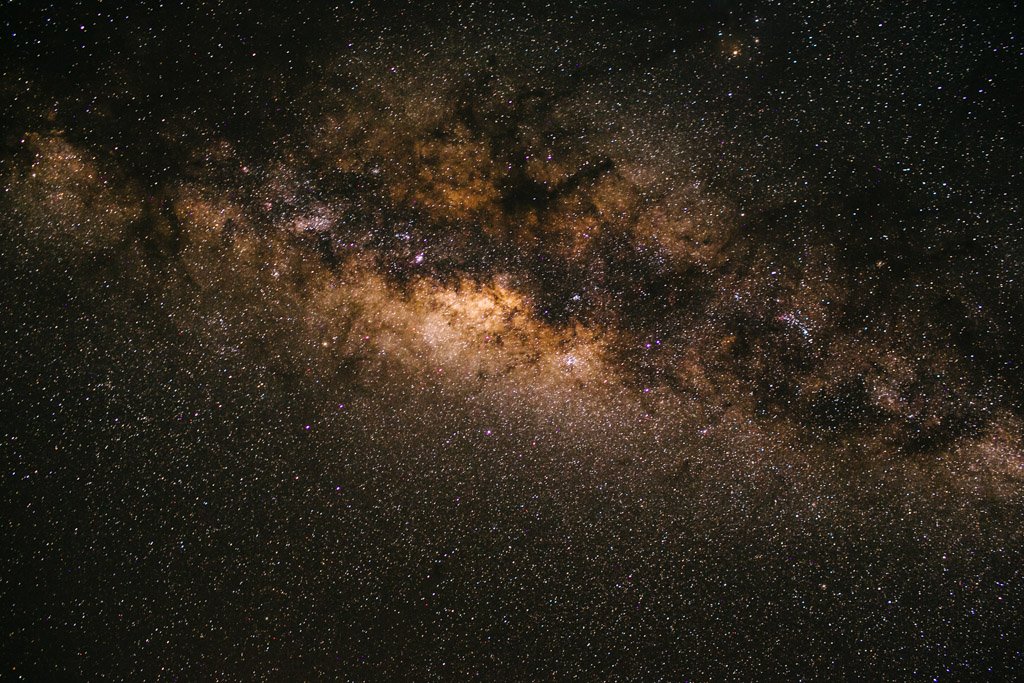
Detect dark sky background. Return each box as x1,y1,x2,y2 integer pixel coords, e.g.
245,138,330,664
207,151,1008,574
2,1,1023,679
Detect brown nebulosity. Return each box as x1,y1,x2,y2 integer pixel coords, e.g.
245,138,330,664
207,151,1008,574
403,128,504,227
3,64,1018,489
632,185,737,270
308,67,638,254
4,132,142,254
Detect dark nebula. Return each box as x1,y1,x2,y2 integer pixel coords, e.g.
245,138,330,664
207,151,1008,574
2,1,1023,679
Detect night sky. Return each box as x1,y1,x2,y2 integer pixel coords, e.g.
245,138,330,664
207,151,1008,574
2,1,1023,679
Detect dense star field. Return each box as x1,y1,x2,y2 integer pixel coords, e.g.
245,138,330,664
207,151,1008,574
2,0,1022,679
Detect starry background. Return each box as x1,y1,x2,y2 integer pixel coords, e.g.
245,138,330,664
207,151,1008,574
1,0,1022,679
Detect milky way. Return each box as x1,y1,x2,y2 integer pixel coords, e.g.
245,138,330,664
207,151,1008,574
2,1,1023,679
